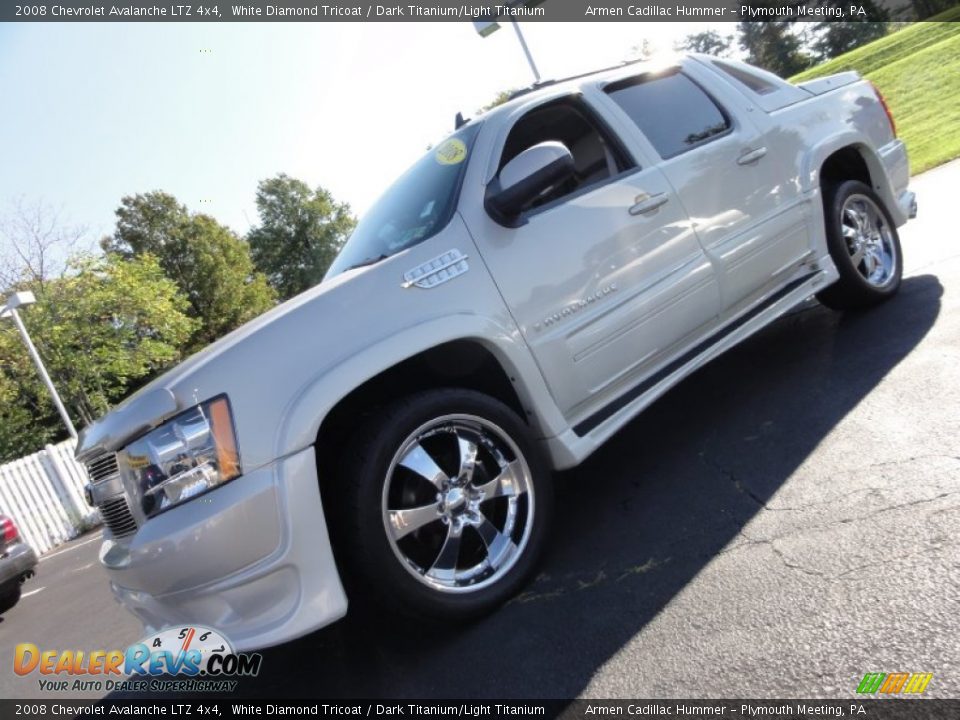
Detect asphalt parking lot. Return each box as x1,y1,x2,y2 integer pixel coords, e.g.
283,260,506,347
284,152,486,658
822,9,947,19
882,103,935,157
1,161,957,701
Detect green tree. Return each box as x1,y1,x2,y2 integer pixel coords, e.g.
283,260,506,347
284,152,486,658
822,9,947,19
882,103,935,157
103,192,276,352
478,89,518,114
247,175,356,300
909,0,956,19
0,253,195,460
0,362,55,461
675,30,734,57
738,21,813,77
811,19,889,60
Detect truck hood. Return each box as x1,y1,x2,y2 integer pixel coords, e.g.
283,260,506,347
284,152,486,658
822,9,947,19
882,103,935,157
74,268,360,463
75,213,494,469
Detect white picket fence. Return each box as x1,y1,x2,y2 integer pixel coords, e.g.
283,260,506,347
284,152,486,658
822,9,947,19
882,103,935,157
0,438,100,555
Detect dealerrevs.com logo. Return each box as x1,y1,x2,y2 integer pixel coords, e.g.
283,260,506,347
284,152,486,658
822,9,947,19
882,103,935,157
14,625,262,693
856,672,933,694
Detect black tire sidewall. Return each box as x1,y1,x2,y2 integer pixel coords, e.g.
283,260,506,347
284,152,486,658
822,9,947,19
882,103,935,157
0,583,22,614
824,180,903,302
338,389,552,620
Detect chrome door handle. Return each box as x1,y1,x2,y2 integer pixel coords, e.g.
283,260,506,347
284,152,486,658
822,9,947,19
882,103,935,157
737,147,768,165
629,193,669,216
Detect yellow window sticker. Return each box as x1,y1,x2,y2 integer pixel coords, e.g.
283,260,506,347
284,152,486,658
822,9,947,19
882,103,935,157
435,138,467,165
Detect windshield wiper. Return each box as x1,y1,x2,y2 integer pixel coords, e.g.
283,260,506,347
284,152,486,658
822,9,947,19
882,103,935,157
343,254,389,272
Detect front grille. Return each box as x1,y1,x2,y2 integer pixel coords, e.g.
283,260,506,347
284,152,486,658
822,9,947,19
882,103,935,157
98,496,138,538
86,453,119,483
84,453,138,538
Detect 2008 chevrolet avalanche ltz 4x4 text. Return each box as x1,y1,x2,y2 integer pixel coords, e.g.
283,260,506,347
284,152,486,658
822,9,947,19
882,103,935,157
78,55,917,649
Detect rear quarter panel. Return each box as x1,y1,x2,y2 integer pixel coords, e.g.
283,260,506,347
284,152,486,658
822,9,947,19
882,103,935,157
767,81,905,218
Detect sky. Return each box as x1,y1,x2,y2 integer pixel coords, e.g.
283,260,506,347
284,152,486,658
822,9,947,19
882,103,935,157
0,21,722,246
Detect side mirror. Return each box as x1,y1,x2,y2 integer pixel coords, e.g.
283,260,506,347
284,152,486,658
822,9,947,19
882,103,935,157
487,141,575,225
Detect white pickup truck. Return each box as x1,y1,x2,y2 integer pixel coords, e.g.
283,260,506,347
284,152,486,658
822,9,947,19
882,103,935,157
78,54,916,650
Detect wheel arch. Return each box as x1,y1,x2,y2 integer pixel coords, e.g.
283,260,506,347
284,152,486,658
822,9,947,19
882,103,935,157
807,136,898,217
819,145,873,190
273,315,568,475
314,339,535,481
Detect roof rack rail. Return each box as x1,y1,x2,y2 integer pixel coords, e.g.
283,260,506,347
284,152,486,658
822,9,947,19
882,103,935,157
506,55,651,102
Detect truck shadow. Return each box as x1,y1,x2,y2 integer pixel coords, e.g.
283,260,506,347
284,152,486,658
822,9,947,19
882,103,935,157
125,273,944,699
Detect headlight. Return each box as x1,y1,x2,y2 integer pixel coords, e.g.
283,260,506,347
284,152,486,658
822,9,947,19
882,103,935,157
120,396,241,518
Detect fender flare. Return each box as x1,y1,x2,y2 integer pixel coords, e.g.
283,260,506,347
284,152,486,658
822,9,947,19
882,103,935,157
273,313,569,462
802,131,898,213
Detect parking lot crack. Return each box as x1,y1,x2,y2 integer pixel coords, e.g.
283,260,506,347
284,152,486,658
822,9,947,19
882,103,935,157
699,453,767,508
769,543,827,578
842,453,960,473
722,533,827,578
851,491,959,522
836,546,944,579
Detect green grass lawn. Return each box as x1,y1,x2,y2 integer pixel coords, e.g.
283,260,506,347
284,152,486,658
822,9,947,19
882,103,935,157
791,8,960,175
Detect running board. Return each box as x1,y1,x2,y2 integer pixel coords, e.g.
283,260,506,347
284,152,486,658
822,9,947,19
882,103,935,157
573,272,818,436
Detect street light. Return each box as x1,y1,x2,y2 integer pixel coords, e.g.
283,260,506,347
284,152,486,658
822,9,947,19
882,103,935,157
1,290,78,439
473,3,543,85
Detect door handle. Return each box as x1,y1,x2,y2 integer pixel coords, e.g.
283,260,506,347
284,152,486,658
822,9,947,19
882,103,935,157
629,193,669,216
737,147,768,165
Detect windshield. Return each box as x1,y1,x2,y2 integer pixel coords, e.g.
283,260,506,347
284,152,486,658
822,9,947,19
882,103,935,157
325,122,482,278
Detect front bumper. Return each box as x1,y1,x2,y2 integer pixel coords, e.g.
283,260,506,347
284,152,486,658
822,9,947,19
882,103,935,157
898,190,918,220
0,541,38,586
101,446,347,651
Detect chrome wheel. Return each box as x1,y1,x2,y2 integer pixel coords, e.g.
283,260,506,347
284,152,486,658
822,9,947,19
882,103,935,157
381,414,534,594
841,194,897,288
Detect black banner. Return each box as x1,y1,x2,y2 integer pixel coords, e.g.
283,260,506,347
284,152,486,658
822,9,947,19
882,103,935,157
4,0,958,23
2,701,960,720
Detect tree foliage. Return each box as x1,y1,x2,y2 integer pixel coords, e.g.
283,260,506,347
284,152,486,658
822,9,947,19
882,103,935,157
0,198,86,291
811,20,889,60
478,89,518,114
738,21,814,77
0,253,195,462
247,175,355,301
102,192,276,351
0,362,53,463
908,0,956,19
675,30,734,57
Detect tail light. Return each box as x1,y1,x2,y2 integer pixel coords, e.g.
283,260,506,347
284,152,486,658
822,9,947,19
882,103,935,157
1,517,18,544
870,82,896,137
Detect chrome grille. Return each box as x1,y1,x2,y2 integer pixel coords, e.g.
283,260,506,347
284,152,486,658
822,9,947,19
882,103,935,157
99,496,138,538
84,453,138,538
86,453,119,483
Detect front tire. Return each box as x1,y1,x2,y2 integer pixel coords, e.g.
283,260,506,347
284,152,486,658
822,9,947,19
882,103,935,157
816,180,903,310
335,389,552,621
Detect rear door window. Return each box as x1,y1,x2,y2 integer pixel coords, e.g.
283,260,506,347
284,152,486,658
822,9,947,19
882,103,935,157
605,71,731,159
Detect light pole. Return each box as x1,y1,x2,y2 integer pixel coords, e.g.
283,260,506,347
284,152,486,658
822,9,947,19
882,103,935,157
508,20,541,84
1,291,78,439
473,4,543,85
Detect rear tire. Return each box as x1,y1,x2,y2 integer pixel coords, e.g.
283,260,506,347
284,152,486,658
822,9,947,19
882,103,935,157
334,388,552,622
816,180,902,310
0,583,21,615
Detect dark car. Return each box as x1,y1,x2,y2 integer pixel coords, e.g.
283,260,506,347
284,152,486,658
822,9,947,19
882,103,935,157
0,515,37,615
